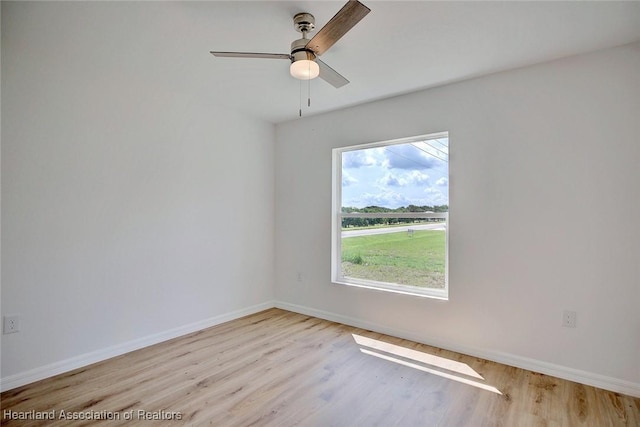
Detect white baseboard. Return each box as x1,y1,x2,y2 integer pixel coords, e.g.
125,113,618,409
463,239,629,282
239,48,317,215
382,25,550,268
4,299,639,398
0,301,275,392
274,301,640,398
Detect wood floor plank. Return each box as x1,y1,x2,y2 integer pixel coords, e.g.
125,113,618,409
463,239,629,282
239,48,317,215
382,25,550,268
1,308,638,426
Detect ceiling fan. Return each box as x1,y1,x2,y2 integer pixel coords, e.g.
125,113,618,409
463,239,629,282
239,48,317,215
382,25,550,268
210,0,370,89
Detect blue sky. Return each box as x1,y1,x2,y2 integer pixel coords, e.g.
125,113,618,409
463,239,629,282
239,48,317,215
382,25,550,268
341,138,449,209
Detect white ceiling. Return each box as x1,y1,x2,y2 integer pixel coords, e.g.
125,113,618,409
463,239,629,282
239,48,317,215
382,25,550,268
197,1,640,123
45,1,640,124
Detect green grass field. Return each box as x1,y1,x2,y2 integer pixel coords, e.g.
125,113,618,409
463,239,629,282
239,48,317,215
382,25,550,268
341,230,446,288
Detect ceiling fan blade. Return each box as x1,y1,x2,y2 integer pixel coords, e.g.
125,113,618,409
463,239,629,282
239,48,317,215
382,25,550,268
317,59,349,88
210,51,291,60
305,0,370,56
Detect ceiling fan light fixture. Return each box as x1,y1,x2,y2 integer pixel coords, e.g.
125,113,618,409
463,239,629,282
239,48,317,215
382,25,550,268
290,59,320,80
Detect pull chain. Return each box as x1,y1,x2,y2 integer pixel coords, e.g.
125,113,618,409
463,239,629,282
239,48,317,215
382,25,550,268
299,79,302,117
297,60,313,117
308,61,312,107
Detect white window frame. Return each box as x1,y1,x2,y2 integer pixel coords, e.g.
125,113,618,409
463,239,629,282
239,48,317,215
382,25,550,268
331,132,449,300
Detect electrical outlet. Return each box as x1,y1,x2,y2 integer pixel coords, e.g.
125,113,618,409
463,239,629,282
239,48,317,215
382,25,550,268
3,315,20,334
562,310,576,328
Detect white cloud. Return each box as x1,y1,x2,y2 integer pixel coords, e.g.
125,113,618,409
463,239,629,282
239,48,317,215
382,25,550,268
379,173,405,187
423,187,448,205
379,171,429,187
342,171,358,187
436,177,448,186
343,150,377,169
409,170,430,185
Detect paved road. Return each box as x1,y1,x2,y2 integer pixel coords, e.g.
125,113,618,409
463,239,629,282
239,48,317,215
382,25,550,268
342,223,446,238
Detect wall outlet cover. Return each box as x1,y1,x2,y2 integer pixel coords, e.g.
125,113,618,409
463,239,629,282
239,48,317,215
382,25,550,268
3,315,21,334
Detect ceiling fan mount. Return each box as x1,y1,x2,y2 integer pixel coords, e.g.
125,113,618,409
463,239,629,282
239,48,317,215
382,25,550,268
293,13,315,35
210,0,371,89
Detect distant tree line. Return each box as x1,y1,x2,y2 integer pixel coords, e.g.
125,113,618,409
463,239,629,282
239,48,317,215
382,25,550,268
341,205,448,228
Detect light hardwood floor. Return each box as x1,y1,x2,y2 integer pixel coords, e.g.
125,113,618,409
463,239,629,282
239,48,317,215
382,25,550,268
1,308,638,426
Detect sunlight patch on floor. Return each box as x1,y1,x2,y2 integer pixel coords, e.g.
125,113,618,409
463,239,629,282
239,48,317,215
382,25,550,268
353,334,502,395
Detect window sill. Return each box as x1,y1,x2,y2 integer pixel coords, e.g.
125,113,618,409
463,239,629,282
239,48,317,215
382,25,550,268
332,279,448,301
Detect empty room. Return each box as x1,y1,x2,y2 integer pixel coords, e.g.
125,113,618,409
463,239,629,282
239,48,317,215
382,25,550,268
1,1,639,425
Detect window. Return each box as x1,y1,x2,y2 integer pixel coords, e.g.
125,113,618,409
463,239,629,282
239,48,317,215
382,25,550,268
332,133,449,299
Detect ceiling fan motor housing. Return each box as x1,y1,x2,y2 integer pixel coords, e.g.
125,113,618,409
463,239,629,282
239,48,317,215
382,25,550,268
290,38,317,62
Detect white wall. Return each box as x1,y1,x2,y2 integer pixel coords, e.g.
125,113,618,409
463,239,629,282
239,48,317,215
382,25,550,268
275,43,640,394
1,2,275,384
2,1,638,397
